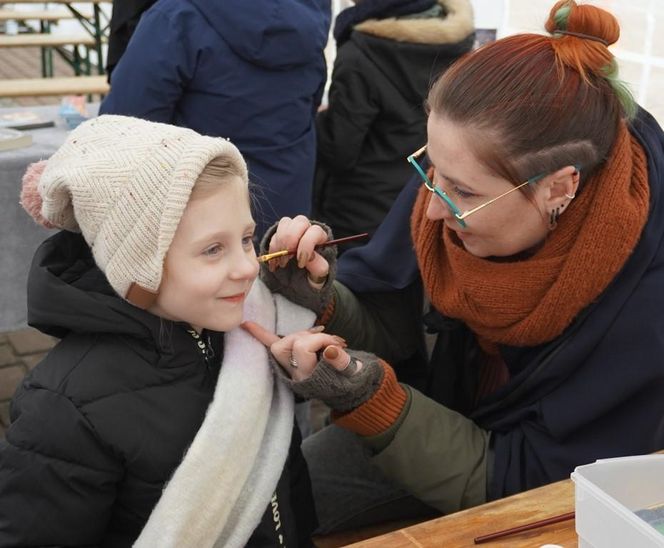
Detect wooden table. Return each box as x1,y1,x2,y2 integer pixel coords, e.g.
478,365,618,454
347,479,576,547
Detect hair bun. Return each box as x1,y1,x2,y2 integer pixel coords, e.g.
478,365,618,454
20,160,57,229
545,0,619,48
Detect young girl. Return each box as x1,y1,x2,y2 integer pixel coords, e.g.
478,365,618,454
0,115,341,547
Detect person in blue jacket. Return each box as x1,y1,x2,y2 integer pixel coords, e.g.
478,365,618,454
241,0,664,533
100,0,331,237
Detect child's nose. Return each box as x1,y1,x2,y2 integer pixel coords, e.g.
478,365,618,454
234,250,260,280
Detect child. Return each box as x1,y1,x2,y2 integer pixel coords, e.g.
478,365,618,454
0,115,341,547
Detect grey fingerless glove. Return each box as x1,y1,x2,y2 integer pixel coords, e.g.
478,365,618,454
259,221,337,316
272,349,385,413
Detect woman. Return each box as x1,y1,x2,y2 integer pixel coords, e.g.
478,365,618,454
243,0,664,533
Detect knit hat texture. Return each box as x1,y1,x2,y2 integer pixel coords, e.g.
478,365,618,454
21,114,248,305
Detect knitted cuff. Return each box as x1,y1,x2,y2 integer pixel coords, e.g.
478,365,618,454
277,350,383,412
333,363,407,437
259,221,337,316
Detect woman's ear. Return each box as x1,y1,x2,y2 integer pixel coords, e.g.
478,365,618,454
542,165,579,209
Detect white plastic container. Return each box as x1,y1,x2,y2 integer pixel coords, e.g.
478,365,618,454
572,455,664,548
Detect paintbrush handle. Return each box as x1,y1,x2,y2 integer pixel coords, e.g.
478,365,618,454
474,511,575,544
257,232,369,262
313,232,370,249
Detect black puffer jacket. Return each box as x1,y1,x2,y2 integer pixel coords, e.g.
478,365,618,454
0,231,316,547
313,0,474,252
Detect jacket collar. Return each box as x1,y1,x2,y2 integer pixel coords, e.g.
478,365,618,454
355,0,474,45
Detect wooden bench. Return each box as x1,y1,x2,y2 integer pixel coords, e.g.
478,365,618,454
0,0,111,76
0,34,96,48
0,33,99,76
0,0,109,4
0,75,108,98
0,9,90,22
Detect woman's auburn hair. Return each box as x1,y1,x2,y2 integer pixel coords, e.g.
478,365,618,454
426,0,634,188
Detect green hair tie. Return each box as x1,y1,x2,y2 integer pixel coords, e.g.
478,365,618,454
602,61,637,119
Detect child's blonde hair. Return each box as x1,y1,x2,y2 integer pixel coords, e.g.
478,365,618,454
192,156,248,199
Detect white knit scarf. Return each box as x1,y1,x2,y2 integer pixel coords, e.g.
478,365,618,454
134,279,315,547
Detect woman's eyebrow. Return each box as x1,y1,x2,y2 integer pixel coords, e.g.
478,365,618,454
436,169,476,190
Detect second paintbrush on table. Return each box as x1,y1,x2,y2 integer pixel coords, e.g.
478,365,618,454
257,232,369,263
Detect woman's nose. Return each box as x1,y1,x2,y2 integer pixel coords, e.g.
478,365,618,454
425,193,454,223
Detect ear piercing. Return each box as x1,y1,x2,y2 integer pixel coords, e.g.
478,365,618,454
549,207,561,230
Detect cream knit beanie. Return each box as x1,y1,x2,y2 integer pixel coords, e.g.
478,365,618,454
21,115,248,307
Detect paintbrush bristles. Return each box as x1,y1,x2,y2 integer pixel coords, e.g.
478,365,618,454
257,249,290,263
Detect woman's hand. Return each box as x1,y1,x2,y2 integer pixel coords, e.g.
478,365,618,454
266,215,330,284
241,321,353,382
242,320,385,412
259,217,337,316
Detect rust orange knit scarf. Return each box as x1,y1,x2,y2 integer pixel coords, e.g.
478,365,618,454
411,124,650,350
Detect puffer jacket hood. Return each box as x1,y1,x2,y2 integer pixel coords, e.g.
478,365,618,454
27,230,159,342
190,0,331,68
352,0,474,104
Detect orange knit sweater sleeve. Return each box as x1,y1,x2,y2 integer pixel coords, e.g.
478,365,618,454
332,361,407,436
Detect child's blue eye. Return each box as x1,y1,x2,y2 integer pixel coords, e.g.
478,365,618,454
242,235,254,249
203,244,222,256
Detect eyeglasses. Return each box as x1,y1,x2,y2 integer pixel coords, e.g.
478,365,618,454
406,145,548,228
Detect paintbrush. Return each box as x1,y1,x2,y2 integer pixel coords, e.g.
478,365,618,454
473,511,575,544
257,232,369,263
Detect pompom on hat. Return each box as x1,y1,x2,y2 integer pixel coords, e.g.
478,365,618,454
20,115,248,308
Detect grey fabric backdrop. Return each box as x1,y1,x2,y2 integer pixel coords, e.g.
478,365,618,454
1,104,98,331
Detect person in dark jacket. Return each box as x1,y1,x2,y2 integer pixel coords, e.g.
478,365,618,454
105,0,156,78
0,115,342,546
99,0,331,238
313,0,474,252
242,0,664,533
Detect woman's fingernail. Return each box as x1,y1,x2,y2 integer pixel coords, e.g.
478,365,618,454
324,346,338,360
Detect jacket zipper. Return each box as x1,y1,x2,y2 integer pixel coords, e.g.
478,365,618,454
186,328,215,372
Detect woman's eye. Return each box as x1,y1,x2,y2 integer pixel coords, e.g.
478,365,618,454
452,186,475,199
203,244,222,256
242,235,254,249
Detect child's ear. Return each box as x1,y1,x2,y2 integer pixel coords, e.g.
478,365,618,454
543,165,579,208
